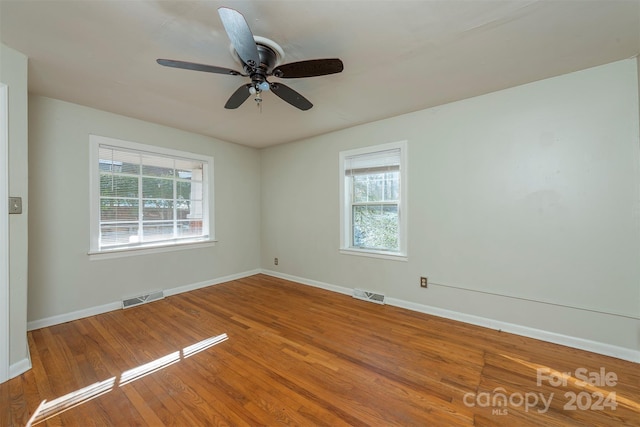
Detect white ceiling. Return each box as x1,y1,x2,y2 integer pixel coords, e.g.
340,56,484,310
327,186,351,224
1,0,639,148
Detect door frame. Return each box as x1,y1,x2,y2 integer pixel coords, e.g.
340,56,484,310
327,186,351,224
0,83,9,383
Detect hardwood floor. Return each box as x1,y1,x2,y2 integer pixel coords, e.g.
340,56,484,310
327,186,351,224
2,274,639,426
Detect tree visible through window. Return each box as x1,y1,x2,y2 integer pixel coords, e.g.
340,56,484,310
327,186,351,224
352,171,399,250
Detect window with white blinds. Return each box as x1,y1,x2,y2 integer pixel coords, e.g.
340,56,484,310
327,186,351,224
340,141,407,259
89,135,213,254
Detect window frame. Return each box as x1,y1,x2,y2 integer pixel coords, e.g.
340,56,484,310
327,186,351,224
339,141,408,261
89,134,215,259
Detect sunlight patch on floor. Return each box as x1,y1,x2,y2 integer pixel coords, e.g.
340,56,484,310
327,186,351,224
26,333,228,426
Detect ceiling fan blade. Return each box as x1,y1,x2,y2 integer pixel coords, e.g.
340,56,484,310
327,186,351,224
218,7,260,69
157,59,244,76
270,83,313,111
272,58,344,78
225,84,252,109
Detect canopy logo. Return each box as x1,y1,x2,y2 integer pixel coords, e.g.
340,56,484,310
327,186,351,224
463,388,553,415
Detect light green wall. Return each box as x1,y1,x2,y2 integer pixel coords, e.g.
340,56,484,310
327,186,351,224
27,96,261,321
0,44,29,371
261,59,640,353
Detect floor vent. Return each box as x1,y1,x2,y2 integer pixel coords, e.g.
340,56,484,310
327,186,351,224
353,288,385,305
122,290,164,309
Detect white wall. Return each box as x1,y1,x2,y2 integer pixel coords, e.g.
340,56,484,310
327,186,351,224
0,44,30,376
261,59,640,358
28,96,261,323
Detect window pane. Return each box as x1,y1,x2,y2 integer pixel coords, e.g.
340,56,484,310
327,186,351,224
384,172,399,200
143,200,174,220
142,155,174,177
176,200,200,220
99,147,140,174
100,174,139,198
186,200,204,220
142,221,174,242
175,159,202,179
353,176,368,203
352,204,399,251
100,223,139,246
176,181,191,200
142,177,173,199
177,220,203,238
353,172,399,203
100,199,139,221
368,174,384,201
176,169,192,179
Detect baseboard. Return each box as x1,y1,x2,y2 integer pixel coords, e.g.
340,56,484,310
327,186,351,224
261,269,640,363
164,269,262,297
27,269,262,331
27,301,122,331
262,269,353,296
386,298,640,364
9,344,31,379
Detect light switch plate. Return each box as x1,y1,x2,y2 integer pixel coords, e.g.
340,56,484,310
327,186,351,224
9,197,22,214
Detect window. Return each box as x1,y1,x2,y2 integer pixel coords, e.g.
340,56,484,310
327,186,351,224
89,135,213,255
340,141,407,259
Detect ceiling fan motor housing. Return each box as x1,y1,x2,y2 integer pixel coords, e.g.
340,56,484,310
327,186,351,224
236,37,283,81
256,43,279,72
245,43,278,87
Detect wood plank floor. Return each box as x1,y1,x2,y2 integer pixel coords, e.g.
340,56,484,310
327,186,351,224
2,274,639,426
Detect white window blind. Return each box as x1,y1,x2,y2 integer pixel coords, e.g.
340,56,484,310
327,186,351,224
344,149,401,176
90,135,213,254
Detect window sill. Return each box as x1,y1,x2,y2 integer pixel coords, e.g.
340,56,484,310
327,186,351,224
89,239,217,260
339,248,408,262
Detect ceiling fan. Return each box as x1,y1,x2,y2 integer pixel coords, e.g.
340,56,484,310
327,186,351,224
157,7,344,111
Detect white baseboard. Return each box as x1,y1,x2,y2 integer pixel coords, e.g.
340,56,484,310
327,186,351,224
27,301,122,331
27,269,262,331
387,298,640,364
262,269,353,296
9,343,31,379
9,358,31,379
164,269,261,297
261,269,640,364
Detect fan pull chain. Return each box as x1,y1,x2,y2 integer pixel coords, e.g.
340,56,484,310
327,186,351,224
254,90,263,113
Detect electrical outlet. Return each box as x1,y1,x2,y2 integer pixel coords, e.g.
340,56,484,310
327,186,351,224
420,276,428,288
274,257,278,266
